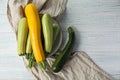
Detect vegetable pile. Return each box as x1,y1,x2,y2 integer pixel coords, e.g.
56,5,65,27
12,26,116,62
17,3,75,72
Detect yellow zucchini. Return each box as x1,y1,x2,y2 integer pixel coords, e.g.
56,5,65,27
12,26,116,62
25,3,45,69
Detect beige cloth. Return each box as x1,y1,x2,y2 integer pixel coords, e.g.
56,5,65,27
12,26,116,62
7,0,113,80
7,0,67,34
23,51,113,80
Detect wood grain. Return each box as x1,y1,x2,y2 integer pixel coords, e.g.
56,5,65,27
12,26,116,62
0,0,120,80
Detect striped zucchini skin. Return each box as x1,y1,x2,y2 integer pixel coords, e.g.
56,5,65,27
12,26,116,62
17,17,28,56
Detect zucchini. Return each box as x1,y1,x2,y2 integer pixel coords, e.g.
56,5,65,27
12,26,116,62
26,33,32,54
17,17,28,56
25,3,46,70
42,13,53,53
52,27,75,72
53,23,60,43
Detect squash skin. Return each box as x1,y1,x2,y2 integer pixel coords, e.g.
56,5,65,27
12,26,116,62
42,14,53,53
25,3,45,64
17,17,28,56
52,27,75,72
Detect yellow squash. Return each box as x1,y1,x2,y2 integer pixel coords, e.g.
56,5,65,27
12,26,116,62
25,3,45,69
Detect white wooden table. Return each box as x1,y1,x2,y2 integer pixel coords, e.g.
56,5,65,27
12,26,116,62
0,0,120,80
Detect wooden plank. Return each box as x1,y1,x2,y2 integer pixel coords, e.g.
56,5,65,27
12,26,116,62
0,0,7,15
0,32,33,80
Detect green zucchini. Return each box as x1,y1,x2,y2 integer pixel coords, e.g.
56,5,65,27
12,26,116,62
25,33,36,68
52,27,75,72
53,23,60,43
26,33,32,54
17,17,28,56
42,13,53,53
